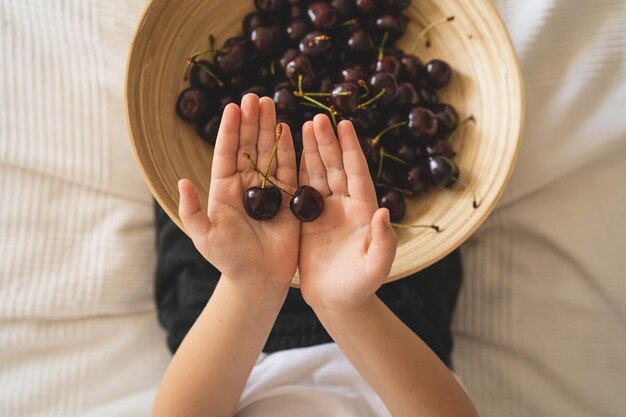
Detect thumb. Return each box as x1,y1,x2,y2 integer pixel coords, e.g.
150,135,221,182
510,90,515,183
366,208,398,281
178,179,211,240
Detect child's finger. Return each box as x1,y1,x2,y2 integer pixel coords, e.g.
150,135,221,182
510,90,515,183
365,208,397,281
275,123,298,189
256,97,278,175
237,94,260,172
299,152,310,186
211,104,240,180
302,120,331,197
337,120,377,204
313,114,348,196
178,179,211,242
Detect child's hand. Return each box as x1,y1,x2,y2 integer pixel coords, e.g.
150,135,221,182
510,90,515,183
298,115,398,313
178,94,299,294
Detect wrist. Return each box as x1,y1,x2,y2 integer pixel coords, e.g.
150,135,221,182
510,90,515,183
312,294,380,325
219,273,290,310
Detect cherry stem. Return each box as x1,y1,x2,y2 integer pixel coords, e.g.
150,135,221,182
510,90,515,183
243,153,294,196
391,223,442,232
375,182,414,196
295,92,338,127
294,91,352,97
357,79,370,100
378,32,390,62
447,115,475,143
298,74,303,95
314,35,331,41
382,151,410,166
371,121,408,146
262,124,283,188
454,177,481,209
339,18,357,27
357,88,386,109
410,15,455,53
193,61,224,87
376,147,385,181
270,59,276,75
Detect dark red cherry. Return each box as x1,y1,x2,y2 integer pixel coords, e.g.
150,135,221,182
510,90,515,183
243,12,268,36
374,14,407,40
400,55,422,82
299,31,332,59
227,75,249,93
189,61,222,92
340,65,367,83
250,26,283,56
307,1,339,31
285,55,315,89
196,115,221,145
417,87,439,104
287,19,311,44
425,155,459,188
346,29,375,60
395,140,418,162
214,43,248,76
331,0,355,19
369,72,398,104
176,87,212,123
244,186,283,221
359,138,380,168
290,185,324,222
279,48,300,71
433,103,459,133
289,3,307,19
408,107,438,139
375,55,402,78
423,59,452,89
356,0,378,15
379,0,410,11
254,0,288,14
424,137,455,157
379,168,399,186
318,76,335,93
348,108,380,135
377,189,406,222
406,165,428,194
394,82,420,110
273,85,298,114
329,82,359,115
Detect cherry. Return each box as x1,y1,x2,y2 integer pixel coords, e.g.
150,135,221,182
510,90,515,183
196,115,221,145
417,87,438,104
254,0,288,14
368,72,398,105
287,19,311,44
214,43,248,76
405,165,428,194
318,76,335,93
243,186,283,220
349,107,380,135
243,11,268,36
375,55,402,78
433,103,459,133
423,59,452,89
290,185,325,222
331,0,355,19
425,155,458,188
329,82,359,115
250,25,283,56
400,54,422,82
374,14,407,40
189,60,222,91
279,48,299,71
424,137,455,157
289,3,307,19
340,65,367,83
285,55,315,89
356,0,378,16
307,1,339,31
395,140,418,162
408,107,438,139
345,28,375,61
379,0,410,11
377,189,406,222
176,87,212,123
273,85,298,114
394,82,420,110
299,31,332,60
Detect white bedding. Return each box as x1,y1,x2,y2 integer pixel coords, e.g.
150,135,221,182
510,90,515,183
1,0,624,416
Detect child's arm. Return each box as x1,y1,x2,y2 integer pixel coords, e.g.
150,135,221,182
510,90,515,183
298,115,479,417
152,95,299,417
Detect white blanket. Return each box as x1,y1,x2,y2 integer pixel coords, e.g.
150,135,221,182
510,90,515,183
1,0,625,416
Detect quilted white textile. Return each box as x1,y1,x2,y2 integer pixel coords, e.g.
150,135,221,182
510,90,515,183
1,0,625,416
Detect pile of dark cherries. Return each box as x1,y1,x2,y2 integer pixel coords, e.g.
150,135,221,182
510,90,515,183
176,0,465,223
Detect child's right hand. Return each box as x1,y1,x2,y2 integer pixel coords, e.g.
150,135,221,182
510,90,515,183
297,115,398,314
177,94,299,295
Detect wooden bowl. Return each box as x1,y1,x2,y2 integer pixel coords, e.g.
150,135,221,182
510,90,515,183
125,0,523,285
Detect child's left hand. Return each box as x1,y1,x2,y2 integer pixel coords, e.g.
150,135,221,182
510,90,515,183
177,94,299,294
